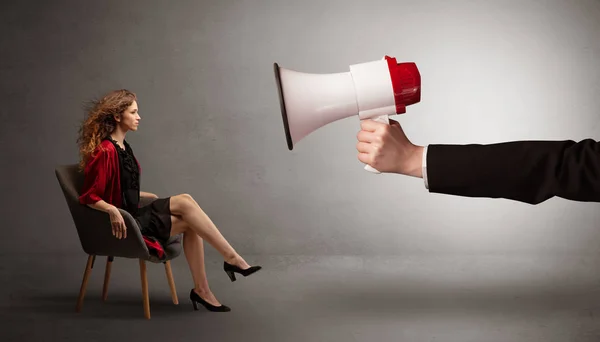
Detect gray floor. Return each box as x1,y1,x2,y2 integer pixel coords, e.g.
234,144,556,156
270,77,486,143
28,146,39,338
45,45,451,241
3,253,600,342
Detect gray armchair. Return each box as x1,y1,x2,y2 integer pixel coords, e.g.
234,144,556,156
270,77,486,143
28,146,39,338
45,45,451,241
55,164,183,319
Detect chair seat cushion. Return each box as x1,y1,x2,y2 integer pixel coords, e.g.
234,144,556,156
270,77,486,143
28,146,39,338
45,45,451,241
146,234,182,263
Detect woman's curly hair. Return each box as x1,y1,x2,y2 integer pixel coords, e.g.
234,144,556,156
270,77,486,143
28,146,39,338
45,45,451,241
77,89,137,171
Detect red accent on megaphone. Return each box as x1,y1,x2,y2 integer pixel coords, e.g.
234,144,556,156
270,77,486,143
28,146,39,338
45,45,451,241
385,56,421,114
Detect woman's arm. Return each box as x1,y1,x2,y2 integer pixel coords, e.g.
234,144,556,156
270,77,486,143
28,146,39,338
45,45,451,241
87,199,118,213
78,145,127,238
87,199,128,239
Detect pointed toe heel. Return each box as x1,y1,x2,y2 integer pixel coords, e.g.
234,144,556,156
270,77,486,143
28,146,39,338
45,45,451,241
189,289,231,312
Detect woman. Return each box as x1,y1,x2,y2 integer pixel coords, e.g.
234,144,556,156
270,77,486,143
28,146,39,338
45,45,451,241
77,89,261,313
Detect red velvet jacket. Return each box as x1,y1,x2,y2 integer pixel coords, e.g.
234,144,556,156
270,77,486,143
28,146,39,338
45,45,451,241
79,140,131,208
79,140,165,259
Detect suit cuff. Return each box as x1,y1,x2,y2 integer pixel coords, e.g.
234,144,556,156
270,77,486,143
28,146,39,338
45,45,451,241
422,145,429,189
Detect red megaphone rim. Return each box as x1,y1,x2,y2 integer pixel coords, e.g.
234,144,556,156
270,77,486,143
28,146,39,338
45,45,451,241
385,56,421,114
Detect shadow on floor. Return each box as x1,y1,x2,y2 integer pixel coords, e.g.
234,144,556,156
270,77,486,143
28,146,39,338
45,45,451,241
8,292,191,320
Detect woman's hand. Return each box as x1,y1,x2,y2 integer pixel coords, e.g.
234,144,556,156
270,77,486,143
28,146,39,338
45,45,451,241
108,206,127,239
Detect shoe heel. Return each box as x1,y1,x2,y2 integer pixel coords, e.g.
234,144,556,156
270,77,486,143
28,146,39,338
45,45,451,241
226,270,236,282
189,288,231,312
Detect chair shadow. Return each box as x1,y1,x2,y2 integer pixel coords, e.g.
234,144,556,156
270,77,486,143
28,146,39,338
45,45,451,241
11,292,190,320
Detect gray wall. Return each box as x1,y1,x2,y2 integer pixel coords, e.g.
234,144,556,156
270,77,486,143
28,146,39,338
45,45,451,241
2,0,600,258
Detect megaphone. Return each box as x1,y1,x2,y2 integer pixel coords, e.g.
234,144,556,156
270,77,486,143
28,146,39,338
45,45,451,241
273,55,421,173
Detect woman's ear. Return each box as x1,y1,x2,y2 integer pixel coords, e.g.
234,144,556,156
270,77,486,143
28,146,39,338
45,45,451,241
113,114,121,122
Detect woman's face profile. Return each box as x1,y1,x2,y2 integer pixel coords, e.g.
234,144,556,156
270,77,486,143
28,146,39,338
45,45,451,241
116,101,141,132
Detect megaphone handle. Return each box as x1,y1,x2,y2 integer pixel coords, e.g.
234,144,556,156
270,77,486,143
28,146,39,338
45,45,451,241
363,114,390,174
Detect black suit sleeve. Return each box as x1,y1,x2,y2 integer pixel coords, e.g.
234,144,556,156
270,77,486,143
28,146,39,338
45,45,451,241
425,139,600,204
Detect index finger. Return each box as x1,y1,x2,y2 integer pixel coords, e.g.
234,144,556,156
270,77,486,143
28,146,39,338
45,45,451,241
360,119,384,132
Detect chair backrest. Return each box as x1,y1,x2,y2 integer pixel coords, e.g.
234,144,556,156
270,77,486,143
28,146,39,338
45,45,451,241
55,164,94,253
55,163,153,258
55,164,85,206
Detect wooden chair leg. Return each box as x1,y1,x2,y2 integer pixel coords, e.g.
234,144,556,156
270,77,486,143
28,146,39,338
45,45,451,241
139,259,150,319
164,261,179,305
102,256,114,301
76,255,95,312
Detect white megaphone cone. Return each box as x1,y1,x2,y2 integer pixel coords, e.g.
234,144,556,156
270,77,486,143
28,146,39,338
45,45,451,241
274,55,421,173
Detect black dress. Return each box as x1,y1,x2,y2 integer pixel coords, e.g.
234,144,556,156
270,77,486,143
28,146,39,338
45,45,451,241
105,136,173,244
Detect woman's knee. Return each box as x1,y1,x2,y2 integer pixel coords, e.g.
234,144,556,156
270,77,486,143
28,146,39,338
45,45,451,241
171,193,196,213
179,193,194,201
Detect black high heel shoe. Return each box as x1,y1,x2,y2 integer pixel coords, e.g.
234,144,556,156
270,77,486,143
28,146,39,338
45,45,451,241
189,289,231,312
223,261,262,282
